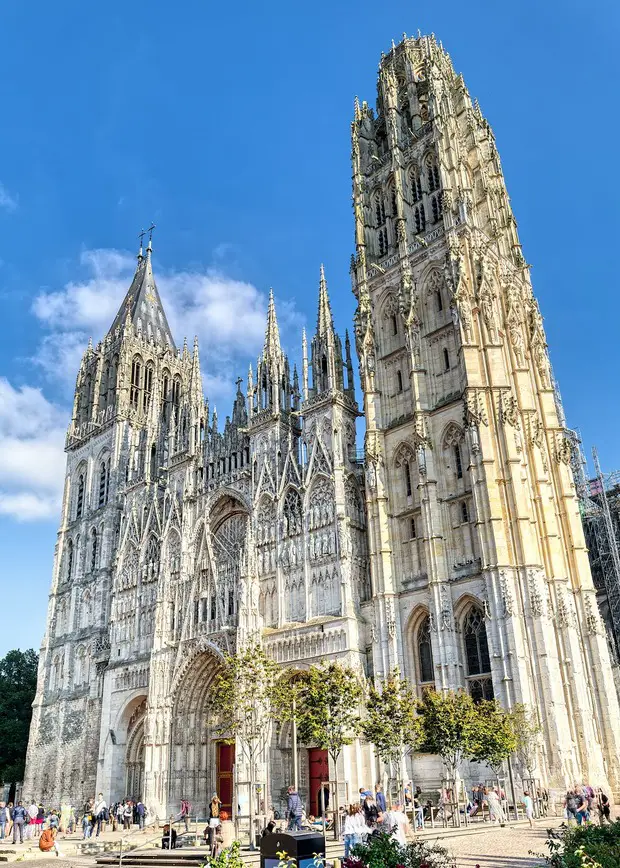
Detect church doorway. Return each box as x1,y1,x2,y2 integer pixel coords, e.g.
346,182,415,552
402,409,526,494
308,748,329,816
124,697,147,800
169,648,224,817
216,741,235,814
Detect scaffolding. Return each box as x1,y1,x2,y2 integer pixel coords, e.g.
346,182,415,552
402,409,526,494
578,446,620,660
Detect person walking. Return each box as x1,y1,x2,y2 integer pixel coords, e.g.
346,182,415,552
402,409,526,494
286,787,303,832
12,802,28,844
136,800,146,832
0,802,7,840
374,785,386,813
523,791,534,828
362,794,379,831
180,799,191,833
116,802,124,831
387,803,412,847
413,789,424,830
82,801,93,839
597,790,611,825
484,788,505,826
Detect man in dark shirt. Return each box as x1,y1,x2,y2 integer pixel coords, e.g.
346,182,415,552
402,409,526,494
12,802,27,844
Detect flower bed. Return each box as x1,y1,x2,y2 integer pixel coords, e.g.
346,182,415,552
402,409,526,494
343,832,456,868
534,821,620,868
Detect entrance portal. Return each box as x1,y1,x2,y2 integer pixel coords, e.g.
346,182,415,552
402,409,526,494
216,741,235,814
308,748,329,816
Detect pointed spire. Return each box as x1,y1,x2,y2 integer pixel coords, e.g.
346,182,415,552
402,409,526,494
317,264,335,338
264,288,282,356
302,328,309,402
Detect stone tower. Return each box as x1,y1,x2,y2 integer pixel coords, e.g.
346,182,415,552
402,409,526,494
351,34,620,790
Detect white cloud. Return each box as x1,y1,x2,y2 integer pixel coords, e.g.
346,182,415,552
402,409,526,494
0,378,66,521
32,247,303,406
0,183,18,213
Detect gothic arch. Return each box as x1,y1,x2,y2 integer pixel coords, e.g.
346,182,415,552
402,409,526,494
206,487,252,526
441,422,464,450
393,440,417,469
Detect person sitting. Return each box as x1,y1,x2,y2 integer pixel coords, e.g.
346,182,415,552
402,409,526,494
261,819,276,838
39,827,64,858
161,824,177,849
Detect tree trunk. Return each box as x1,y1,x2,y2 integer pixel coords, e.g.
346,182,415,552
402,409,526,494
249,753,256,850
331,752,340,841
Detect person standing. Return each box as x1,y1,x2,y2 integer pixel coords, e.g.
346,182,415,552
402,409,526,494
136,800,146,832
343,804,363,858
12,802,28,844
116,802,124,831
374,785,386,813
0,802,7,840
93,794,107,837
123,801,133,831
413,789,424,829
387,803,412,846
362,794,378,831
523,792,534,828
597,790,611,825
82,800,93,839
286,787,303,832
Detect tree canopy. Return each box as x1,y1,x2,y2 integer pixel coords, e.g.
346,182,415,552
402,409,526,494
296,661,362,765
361,668,420,769
417,689,479,780
0,649,38,782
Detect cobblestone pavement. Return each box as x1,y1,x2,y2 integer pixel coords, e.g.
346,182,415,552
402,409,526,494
428,820,562,868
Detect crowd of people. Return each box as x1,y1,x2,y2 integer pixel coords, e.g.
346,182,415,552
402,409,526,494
564,785,611,826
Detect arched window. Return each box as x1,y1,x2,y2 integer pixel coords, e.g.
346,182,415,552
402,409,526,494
172,377,181,411
98,459,109,507
454,444,463,479
130,357,142,410
396,370,403,393
143,363,154,412
427,157,441,193
417,615,435,687
162,373,170,421
404,460,412,498
431,193,443,223
76,474,85,519
391,314,398,336
463,605,493,702
375,192,386,227
443,347,450,371
378,226,388,256
74,646,85,686
66,539,74,580
435,290,443,313
410,168,422,203
90,528,98,572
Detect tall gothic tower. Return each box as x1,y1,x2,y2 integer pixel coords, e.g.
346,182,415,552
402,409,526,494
351,34,620,790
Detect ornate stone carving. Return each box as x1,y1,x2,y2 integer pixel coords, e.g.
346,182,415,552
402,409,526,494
584,595,603,635
527,569,545,618
499,571,515,617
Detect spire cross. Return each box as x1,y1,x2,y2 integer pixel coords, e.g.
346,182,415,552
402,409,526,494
138,228,147,248
235,377,243,391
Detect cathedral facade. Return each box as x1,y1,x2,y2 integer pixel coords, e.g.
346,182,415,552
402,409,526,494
25,33,620,818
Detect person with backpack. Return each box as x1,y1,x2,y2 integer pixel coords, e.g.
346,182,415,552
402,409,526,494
286,787,303,831
136,800,146,832
180,799,191,833
564,789,579,824
362,794,379,831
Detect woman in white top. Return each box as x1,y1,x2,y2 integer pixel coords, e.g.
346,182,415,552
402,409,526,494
343,804,365,858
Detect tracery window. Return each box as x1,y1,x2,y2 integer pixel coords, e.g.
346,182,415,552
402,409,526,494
404,460,412,498
172,376,181,411
431,193,443,223
463,605,493,701
454,444,463,479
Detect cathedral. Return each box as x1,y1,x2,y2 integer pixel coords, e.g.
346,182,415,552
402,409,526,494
25,33,620,820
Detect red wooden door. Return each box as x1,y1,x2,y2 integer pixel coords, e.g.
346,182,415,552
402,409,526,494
216,741,235,814
308,748,329,816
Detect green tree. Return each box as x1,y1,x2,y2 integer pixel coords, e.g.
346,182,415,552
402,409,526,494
0,649,38,783
206,644,285,849
509,703,542,779
296,662,362,837
361,668,420,794
470,699,517,786
417,689,478,782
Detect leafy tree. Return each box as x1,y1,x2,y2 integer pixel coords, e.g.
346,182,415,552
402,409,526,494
296,662,362,837
206,644,285,849
416,689,478,782
0,649,38,783
361,668,420,791
509,703,542,779
469,699,517,786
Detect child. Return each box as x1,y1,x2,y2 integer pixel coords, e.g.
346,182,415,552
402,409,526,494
523,791,534,828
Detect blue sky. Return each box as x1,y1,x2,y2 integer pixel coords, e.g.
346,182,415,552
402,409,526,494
0,0,618,654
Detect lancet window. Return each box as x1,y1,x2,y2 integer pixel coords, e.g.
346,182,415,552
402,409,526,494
463,604,493,701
